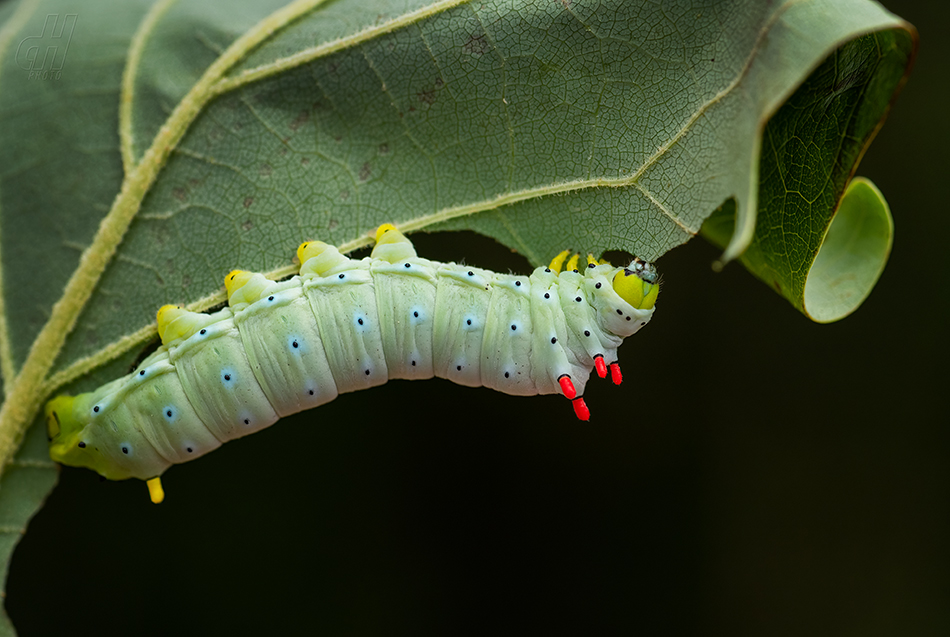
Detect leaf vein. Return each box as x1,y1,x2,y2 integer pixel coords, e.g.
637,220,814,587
469,4,515,191
211,0,473,96
120,0,178,175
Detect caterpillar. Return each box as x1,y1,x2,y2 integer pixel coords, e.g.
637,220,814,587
45,225,659,504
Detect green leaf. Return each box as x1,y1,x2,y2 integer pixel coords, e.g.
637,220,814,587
0,0,914,633
804,178,893,322
701,28,912,322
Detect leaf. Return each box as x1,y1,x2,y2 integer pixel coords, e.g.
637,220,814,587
701,28,912,321
0,0,915,633
805,178,893,322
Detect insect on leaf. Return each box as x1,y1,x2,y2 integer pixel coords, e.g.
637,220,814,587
0,0,915,633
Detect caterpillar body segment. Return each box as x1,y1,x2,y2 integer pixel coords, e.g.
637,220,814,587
232,283,339,416
46,226,659,500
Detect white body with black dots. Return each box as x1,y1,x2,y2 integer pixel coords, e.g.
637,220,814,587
46,225,659,502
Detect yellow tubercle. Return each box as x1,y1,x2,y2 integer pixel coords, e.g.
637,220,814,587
587,254,599,267
156,305,215,344
226,271,272,306
375,223,397,242
156,305,184,344
297,240,330,265
565,253,580,272
373,224,406,247
295,241,312,265
147,477,165,504
548,250,570,273
371,223,417,262
299,241,350,276
225,270,253,298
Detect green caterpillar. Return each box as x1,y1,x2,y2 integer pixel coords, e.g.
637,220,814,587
46,225,659,503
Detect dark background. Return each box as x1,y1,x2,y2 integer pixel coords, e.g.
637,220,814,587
6,0,947,634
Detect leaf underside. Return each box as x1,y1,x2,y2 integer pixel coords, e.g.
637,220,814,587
0,0,914,633
701,28,911,321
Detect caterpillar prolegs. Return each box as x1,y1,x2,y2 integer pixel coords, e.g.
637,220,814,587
46,225,659,503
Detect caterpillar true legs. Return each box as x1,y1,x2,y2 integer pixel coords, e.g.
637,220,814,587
46,225,659,503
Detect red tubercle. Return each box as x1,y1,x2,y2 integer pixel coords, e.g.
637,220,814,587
609,363,622,386
558,375,577,399
594,355,607,378
572,397,590,421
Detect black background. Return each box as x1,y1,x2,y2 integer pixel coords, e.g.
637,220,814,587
7,0,948,634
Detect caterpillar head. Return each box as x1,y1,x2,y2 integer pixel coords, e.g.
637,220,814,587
612,258,659,310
